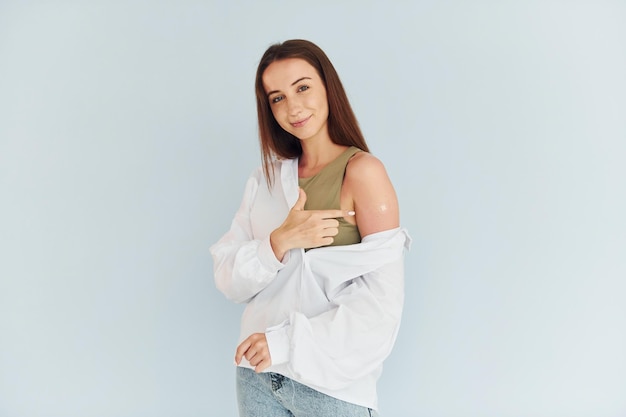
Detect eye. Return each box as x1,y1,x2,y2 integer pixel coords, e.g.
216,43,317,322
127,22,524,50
270,95,284,104
297,85,310,92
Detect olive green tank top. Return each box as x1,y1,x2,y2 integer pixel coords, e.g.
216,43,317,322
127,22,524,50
299,146,362,247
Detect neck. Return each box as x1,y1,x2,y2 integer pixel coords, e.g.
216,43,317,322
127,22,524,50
299,137,348,177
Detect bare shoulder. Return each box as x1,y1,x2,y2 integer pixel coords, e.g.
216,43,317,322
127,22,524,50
344,151,399,237
344,151,395,194
345,151,386,175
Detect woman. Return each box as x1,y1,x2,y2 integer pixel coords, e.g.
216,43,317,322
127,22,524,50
211,39,410,417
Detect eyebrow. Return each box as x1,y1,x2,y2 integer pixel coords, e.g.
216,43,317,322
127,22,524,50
266,77,312,97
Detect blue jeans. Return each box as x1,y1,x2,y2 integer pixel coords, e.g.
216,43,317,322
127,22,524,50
236,367,379,417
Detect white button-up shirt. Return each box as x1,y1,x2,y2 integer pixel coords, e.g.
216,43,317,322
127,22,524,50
210,157,411,410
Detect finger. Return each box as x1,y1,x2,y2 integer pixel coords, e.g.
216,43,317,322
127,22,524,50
255,357,272,373
316,209,356,219
245,342,267,365
234,340,251,365
321,218,339,230
246,351,257,365
322,226,339,237
244,347,257,362
306,235,335,249
292,188,307,211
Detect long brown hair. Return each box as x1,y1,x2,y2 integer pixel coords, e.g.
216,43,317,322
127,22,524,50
255,39,369,186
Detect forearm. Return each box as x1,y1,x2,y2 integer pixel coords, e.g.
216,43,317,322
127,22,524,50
211,173,286,303
211,234,284,303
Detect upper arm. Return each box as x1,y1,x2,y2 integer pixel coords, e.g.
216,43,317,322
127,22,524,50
343,152,400,238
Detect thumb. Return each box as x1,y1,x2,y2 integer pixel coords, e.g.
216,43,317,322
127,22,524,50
292,188,307,211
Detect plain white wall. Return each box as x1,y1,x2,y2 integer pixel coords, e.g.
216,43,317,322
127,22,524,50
1,1,624,416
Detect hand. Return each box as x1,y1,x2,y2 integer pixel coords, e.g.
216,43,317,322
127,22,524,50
235,333,272,373
270,188,355,260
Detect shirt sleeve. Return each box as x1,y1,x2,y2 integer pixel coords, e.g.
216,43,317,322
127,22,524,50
265,245,406,391
210,173,285,304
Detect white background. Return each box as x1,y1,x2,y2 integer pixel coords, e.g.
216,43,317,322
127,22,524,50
1,1,624,416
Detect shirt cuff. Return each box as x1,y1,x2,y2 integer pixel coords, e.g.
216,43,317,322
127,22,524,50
257,236,286,272
265,323,290,366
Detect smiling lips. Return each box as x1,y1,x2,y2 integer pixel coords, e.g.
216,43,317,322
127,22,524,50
291,116,311,128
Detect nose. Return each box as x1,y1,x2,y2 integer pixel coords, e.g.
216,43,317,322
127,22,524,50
287,96,303,116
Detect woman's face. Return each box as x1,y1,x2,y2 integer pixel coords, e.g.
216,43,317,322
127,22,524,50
262,58,330,142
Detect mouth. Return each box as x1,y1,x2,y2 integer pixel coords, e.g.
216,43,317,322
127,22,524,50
291,116,311,128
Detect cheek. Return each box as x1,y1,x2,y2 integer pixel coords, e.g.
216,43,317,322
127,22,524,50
270,103,285,119
271,107,291,130
317,96,329,117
